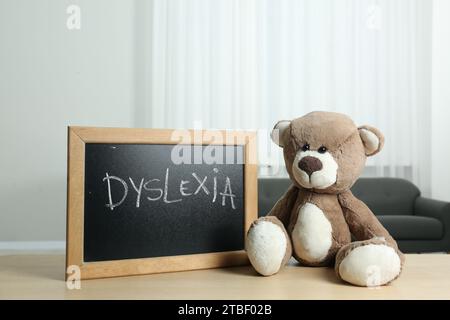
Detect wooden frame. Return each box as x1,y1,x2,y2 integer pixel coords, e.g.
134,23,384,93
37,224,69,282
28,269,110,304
66,126,258,280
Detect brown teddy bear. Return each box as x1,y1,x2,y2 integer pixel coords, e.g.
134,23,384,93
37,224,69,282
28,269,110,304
246,111,404,287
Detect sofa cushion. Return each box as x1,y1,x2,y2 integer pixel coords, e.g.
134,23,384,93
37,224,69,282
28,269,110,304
377,215,443,240
259,177,422,217
258,178,292,216
351,178,420,216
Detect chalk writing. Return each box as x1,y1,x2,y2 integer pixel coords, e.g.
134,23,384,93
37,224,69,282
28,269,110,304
103,168,237,211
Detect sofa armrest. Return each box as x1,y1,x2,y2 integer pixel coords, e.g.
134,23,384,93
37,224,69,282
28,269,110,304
414,197,450,240
415,197,450,220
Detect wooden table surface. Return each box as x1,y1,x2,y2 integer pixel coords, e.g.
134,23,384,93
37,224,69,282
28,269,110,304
0,254,449,300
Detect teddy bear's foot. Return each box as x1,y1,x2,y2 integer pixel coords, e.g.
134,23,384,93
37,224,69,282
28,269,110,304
335,238,402,287
245,216,292,276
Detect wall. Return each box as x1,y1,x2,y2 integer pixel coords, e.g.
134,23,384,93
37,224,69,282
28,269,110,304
431,0,450,202
0,0,136,244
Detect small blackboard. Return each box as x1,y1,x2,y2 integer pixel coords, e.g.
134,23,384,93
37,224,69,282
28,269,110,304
84,143,245,262
66,127,257,279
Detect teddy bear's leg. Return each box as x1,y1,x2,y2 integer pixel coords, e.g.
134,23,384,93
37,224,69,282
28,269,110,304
335,237,404,287
335,191,405,287
245,216,292,276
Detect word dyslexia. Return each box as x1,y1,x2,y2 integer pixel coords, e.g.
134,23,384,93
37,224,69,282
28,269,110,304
103,168,237,211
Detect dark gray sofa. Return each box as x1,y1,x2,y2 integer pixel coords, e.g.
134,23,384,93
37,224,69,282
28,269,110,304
258,177,450,253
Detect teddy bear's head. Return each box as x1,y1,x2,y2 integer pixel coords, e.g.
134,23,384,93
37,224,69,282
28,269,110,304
271,111,384,194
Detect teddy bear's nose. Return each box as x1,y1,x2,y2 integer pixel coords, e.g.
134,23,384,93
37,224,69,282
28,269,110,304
298,156,323,176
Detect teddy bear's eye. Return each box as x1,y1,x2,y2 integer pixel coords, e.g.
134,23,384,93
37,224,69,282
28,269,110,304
318,146,327,154
301,144,310,151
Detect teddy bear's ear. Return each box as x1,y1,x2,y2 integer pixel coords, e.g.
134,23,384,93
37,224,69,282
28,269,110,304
270,120,291,147
358,125,385,156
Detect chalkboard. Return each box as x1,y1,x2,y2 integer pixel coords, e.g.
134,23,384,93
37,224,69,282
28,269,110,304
84,144,244,262
66,127,257,279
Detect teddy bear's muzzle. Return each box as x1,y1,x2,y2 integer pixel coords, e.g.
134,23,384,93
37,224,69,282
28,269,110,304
298,156,323,176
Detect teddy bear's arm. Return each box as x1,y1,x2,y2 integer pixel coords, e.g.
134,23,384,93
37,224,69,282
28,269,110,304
267,184,299,228
337,190,399,249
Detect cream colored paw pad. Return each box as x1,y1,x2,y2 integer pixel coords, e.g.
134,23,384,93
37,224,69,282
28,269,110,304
338,244,401,287
246,221,287,276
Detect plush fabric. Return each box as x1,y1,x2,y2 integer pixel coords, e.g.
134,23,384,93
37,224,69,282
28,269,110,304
246,216,292,276
245,111,404,287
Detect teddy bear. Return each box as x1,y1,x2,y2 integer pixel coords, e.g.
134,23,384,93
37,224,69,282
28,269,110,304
246,111,405,287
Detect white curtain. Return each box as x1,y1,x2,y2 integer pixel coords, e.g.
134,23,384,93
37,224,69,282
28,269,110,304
137,0,432,195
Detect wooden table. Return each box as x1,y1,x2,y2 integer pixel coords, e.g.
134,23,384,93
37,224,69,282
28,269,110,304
0,254,449,299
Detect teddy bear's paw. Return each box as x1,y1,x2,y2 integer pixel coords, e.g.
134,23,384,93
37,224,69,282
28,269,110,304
337,243,401,287
245,218,290,276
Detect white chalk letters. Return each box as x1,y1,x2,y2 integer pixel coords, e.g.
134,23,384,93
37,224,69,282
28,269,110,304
103,173,128,210
103,168,237,211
